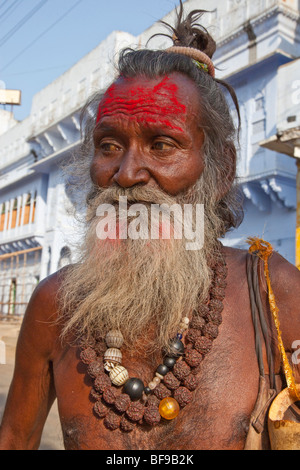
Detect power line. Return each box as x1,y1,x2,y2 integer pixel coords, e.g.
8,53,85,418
0,0,25,26
0,0,20,21
0,0,10,13
1,0,84,72
0,0,23,26
0,0,48,48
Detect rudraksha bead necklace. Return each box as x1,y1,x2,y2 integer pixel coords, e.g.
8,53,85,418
80,248,227,432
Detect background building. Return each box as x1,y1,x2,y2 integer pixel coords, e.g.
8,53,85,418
0,0,299,317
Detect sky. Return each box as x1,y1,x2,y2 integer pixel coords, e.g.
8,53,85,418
0,0,178,121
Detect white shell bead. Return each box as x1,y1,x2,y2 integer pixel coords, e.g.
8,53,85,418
103,348,122,364
105,330,124,348
148,381,157,390
109,365,129,386
104,361,116,372
153,376,160,385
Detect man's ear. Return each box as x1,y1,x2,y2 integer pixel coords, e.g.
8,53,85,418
217,142,237,201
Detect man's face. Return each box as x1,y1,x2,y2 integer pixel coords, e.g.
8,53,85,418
91,72,205,196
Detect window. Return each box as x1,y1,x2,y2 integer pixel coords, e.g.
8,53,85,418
10,198,18,229
8,279,16,315
0,203,6,232
0,190,37,232
31,191,37,223
23,193,31,225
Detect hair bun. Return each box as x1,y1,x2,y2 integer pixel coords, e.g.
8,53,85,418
160,3,216,59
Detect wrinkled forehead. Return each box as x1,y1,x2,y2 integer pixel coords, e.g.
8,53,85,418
95,75,188,131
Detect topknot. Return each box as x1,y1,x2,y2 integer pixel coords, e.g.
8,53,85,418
159,1,216,59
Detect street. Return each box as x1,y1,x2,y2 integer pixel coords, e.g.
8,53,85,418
0,321,64,450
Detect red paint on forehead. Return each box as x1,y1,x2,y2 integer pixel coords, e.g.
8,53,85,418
96,76,187,132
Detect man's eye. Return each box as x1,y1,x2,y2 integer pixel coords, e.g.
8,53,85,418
152,141,174,151
100,143,121,153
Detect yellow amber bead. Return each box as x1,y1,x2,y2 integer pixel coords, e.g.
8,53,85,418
159,397,180,420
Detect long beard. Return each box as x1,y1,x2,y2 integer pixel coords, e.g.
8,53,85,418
58,181,222,354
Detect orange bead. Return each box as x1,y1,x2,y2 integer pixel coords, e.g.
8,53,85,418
159,397,180,420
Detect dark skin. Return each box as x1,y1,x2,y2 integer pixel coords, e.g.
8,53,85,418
0,73,299,450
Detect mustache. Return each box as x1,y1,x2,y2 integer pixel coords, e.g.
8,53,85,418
86,184,182,208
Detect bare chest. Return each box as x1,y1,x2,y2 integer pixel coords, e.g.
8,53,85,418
53,286,260,450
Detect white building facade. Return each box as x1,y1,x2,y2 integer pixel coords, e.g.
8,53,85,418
0,0,299,317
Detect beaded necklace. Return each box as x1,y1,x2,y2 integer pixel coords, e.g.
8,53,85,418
79,247,227,432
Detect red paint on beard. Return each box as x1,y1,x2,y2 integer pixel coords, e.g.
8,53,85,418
96,76,186,132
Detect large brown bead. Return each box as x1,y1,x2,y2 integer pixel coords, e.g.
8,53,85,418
104,410,121,430
114,393,131,413
211,286,226,301
173,361,191,381
153,383,171,400
183,373,200,391
209,299,224,314
174,386,193,407
197,304,210,319
120,415,135,432
185,328,202,345
190,316,206,331
202,322,219,340
80,347,97,365
93,339,106,354
163,372,180,390
143,406,161,426
102,386,117,405
146,395,160,408
90,388,102,401
93,400,108,419
207,309,223,326
213,275,227,289
87,360,104,378
215,264,228,277
194,336,212,355
126,402,145,422
184,348,203,368
94,373,111,393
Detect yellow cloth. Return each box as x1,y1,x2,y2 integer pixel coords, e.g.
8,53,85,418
247,237,300,401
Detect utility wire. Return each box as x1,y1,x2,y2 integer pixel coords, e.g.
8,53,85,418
0,0,48,48
0,0,10,13
0,0,23,26
1,0,84,72
0,0,20,21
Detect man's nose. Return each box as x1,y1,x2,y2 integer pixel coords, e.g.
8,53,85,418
113,149,151,188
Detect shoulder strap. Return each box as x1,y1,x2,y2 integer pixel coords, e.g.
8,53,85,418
246,253,275,389
244,251,277,450
247,237,300,401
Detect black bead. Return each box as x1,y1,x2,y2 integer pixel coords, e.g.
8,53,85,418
123,378,144,400
156,364,169,376
169,338,185,357
163,356,177,369
144,386,151,395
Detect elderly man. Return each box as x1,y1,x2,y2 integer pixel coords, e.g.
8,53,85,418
0,7,300,450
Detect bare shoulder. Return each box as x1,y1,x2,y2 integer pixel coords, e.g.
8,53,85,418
222,245,248,273
267,251,300,347
17,266,71,360
24,266,69,321
223,244,300,349
268,250,300,295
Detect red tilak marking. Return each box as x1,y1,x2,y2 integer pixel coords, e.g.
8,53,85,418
96,76,186,132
